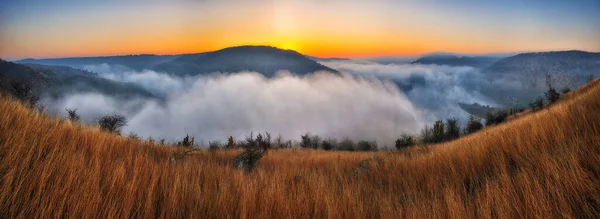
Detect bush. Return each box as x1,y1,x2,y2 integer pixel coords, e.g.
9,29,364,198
226,136,236,149
65,108,80,122
338,138,356,151
485,110,508,126
395,134,415,149
209,141,221,150
529,97,545,111
445,118,460,141
300,133,311,148
356,141,377,151
433,120,445,143
177,134,195,147
233,132,269,172
465,116,483,134
561,87,571,95
96,114,127,134
321,139,335,150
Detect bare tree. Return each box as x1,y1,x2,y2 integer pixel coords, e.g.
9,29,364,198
65,108,80,122
96,114,127,134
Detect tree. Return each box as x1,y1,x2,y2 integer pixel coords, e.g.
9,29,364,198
395,134,415,150
485,110,508,126
300,133,311,148
433,120,445,143
96,114,127,134
310,135,321,149
65,108,80,122
445,118,460,141
544,75,560,104
561,87,571,95
420,125,434,144
465,115,483,134
226,136,236,149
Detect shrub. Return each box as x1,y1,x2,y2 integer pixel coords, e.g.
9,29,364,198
226,136,236,149
561,87,571,94
96,114,127,134
321,139,335,150
395,134,415,150
233,132,268,172
65,108,80,122
177,134,195,147
465,115,483,134
529,97,545,111
433,120,445,143
209,141,221,150
486,110,508,126
356,141,377,151
445,118,460,141
338,138,356,151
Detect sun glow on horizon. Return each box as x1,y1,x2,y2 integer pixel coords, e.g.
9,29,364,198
0,0,598,60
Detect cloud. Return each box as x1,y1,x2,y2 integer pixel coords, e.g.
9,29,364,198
45,69,424,147
319,60,498,122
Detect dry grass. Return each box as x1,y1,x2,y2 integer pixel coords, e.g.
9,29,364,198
1,79,600,218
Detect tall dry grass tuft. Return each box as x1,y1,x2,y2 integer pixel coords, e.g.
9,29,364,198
1,79,600,218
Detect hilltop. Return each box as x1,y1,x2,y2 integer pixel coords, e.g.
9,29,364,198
17,46,338,76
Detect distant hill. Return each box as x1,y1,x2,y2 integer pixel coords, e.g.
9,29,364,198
19,46,338,77
412,55,500,68
481,50,600,106
154,46,338,76
305,56,351,62
0,60,154,100
0,59,55,95
18,54,179,71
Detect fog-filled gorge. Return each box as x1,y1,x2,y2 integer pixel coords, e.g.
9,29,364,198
43,65,430,146
38,59,566,146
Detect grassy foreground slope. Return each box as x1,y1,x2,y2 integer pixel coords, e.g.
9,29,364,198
1,80,599,218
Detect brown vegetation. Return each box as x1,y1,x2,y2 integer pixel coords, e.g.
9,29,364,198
1,79,599,218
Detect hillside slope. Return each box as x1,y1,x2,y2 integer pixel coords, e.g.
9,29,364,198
0,79,599,218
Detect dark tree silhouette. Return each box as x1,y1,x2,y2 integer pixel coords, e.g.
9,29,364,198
96,114,127,134
544,75,560,104
65,108,80,122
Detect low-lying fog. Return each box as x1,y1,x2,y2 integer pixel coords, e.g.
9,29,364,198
43,61,499,146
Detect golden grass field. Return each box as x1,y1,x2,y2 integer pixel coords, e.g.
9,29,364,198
1,79,599,218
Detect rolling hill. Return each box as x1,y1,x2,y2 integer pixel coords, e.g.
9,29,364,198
153,46,337,76
480,50,600,106
0,60,155,100
411,54,500,68
0,74,598,217
18,46,338,77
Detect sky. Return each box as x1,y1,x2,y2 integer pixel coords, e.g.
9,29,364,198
0,0,599,59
